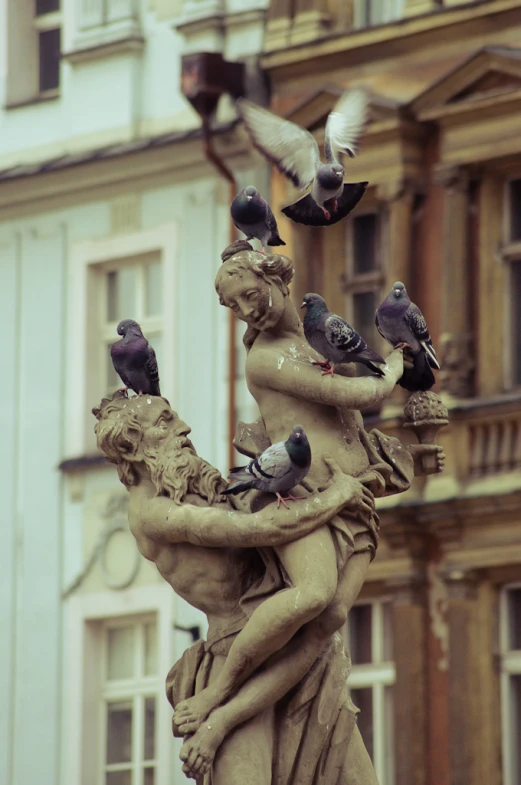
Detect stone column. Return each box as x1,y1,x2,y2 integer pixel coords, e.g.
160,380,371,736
433,164,475,398
387,575,428,785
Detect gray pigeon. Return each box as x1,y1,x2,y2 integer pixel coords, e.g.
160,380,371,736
301,293,385,377
223,425,311,508
230,186,286,252
237,90,369,227
110,319,161,396
375,282,440,392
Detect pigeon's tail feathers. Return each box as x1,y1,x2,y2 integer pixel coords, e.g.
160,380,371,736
223,480,255,496
422,341,441,370
228,466,253,481
356,348,386,375
399,351,436,392
268,234,286,247
281,182,367,227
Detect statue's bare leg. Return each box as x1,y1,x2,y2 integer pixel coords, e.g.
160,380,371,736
174,527,337,729
339,725,380,785
178,551,372,773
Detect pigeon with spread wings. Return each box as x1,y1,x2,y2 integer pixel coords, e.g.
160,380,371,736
236,89,369,227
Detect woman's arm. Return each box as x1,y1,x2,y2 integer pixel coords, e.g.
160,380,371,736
142,459,375,548
249,347,404,411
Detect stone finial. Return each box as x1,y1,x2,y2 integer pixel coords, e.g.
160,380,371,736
403,391,449,472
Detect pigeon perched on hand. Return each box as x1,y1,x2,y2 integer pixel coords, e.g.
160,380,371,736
223,425,311,508
236,90,369,227
301,293,385,377
110,319,161,396
375,282,440,392
230,186,286,252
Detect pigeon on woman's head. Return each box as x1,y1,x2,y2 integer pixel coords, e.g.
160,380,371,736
236,89,369,228
375,282,440,392
111,319,161,397
301,293,385,377
230,186,286,253
223,425,311,508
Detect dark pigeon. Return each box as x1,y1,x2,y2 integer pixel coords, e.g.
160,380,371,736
237,89,369,227
301,293,385,377
223,425,311,508
230,186,286,252
375,281,440,392
110,319,161,396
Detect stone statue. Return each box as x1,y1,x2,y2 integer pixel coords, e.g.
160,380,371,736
93,243,445,785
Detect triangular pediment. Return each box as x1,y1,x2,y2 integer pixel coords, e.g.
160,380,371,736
411,47,521,119
284,85,402,133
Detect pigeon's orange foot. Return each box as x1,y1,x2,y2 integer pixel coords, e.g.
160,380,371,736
321,363,336,377
395,343,411,352
322,208,331,221
116,387,129,397
312,360,332,370
332,199,338,212
276,492,306,509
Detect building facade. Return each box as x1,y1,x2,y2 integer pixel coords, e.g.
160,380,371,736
0,1,268,784
261,1,521,784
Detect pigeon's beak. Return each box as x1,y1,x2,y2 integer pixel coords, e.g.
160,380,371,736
246,195,253,201
394,289,401,297
300,301,306,309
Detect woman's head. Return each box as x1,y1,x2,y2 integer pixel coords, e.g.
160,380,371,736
215,242,295,342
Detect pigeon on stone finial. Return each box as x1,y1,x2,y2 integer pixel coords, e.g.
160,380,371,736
375,282,440,392
230,186,286,253
110,319,161,396
223,425,311,508
236,89,369,227
301,293,385,377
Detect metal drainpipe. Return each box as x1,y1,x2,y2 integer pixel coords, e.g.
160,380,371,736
201,116,237,472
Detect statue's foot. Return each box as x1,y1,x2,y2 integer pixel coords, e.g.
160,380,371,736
174,687,222,731
180,713,228,780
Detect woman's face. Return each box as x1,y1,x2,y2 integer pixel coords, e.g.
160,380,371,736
217,268,286,331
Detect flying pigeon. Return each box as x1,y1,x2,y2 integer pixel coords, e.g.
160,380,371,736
301,293,385,377
375,282,440,392
110,319,161,396
236,89,369,227
230,186,286,252
223,425,311,508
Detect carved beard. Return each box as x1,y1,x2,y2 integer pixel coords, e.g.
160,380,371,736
142,441,225,506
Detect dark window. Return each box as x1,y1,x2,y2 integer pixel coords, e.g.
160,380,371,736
353,213,378,274
348,604,372,665
350,687,374,757
509,180,521,242
39,28,60,93
36,0,60,15
513,263,521,386
508,587,521,650
354,291,377,344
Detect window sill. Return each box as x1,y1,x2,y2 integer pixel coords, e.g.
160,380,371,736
4,89,60,111
64,24,144,65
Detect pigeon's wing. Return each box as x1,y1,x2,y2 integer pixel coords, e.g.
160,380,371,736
254,441,292,480
374,310,386,341
266,203,286,246
282,181,368,226
145,344,161,396
237,99,320,191
324,313,365,354
404,304,441,369
325,89,369,163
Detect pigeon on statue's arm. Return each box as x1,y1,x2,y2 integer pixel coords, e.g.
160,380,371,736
223,426,311,509
230,186,286,252
110,319,161,397
375,282,440,392
301,293,385,377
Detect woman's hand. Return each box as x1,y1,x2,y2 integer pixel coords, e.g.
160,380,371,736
408,444,446,476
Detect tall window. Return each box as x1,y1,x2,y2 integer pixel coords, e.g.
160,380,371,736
343,211,384,369
500,585,521,785
503,179,521,387
101,618,159,785
35,0,61,95
344,599,395,785
98,256,163,394
353,0,405,29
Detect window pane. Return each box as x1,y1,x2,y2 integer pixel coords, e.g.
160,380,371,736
509,180,521,242
353,214,378,274
353,292,377,345
106,701,133,764
144,697,156,760
348,604,372,664
107,267,137,323
512,264,521,386
107,626,135,680
144,622,158,676
507,588,521,650
36,0,60,15
39,29,60,93
507,674,521,783
106,772,131,785
351,687,374,760
144,769,155,785
382,602,394,661
145,261,162,317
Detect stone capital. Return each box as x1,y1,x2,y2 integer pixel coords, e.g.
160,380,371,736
386,573,426,605
433,164,470,193
376,175,425,203
442,569,479,601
